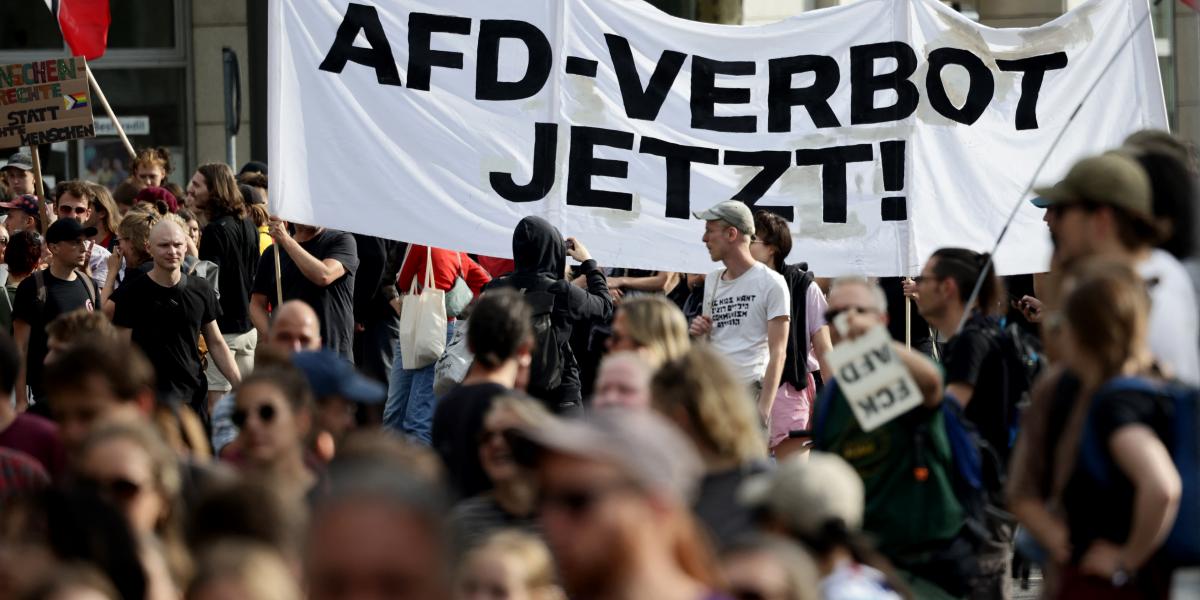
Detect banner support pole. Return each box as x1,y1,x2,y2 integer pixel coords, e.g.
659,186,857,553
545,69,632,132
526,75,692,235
904,278,912,349
29,146,48,237
274,244,283,309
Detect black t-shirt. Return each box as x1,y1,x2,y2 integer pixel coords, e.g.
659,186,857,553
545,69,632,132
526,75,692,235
112,273,220,405
694,462,771,551
252,230,359,359
351,234,403,323
199,214,259,334
1063,387,1173,562
943,317,1010,459
431,382,509,499
12,271,96,401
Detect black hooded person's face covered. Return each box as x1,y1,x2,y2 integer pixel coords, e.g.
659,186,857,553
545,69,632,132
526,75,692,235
512,216,568,280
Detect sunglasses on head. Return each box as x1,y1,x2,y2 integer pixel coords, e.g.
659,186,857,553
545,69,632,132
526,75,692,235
80,476,144,501
232,403,277,428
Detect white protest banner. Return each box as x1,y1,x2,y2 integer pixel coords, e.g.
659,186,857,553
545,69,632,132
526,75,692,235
824,325,922,432
269,0,1166,276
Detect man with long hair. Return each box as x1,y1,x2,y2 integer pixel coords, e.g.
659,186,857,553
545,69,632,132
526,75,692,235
187,163,261,410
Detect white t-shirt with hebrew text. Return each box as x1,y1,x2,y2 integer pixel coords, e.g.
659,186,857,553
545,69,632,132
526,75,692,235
703,262,791,384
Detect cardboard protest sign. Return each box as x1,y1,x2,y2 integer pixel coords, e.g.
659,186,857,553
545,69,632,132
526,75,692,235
269,0,1166,276
0,57,95,150
824,325,922,432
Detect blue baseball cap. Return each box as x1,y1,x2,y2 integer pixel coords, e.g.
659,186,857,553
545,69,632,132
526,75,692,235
291,350,386,404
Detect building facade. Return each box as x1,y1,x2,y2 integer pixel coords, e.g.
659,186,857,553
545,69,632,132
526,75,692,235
0,0,1192,187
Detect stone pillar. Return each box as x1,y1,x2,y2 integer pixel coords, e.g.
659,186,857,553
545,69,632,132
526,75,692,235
742,0,811,25
192,0,252,167
696,0,744,24
975,0,1064,27
1176,8,1200,150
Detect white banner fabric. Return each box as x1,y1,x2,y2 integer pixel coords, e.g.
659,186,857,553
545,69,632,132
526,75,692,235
268,0,1167,276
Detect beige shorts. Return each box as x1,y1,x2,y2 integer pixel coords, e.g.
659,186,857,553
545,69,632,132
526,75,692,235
205,328,258,392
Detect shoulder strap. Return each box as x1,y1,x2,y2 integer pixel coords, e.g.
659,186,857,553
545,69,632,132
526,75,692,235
1096,376,1162,397
33,269,46,306
76,270,98,306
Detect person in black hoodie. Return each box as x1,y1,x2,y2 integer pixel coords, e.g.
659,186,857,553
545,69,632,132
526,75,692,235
486,216,612,413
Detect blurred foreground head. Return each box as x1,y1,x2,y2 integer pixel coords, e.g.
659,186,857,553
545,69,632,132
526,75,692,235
305,460,450,600
513,410,718,598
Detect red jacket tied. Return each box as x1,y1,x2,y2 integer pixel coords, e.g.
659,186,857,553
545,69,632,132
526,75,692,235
397,246,492,299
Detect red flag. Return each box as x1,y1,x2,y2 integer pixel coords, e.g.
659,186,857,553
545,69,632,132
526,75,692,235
43,0,111,60
1184,0,1199,12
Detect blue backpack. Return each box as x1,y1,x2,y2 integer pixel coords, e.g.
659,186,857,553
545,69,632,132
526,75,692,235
1077,377,1200,565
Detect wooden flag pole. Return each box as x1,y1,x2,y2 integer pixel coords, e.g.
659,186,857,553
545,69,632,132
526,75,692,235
29,146,48,238
85,64,135,161
904,277,913,349
274,245,283,309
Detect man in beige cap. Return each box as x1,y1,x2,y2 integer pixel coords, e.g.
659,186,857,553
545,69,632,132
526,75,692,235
514,410,722,600
688,200,790,426
1034,151,1200,385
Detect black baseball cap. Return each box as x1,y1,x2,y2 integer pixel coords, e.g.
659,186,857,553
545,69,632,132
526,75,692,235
45,218,97,243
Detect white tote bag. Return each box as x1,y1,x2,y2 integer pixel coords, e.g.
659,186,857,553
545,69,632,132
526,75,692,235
398,247,448,369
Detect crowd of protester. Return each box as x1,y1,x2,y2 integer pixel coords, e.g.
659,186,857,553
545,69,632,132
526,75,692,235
0,127,1197,600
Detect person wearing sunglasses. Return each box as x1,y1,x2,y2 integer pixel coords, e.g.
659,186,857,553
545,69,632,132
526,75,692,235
514,410,722,600
75,421,188,600
232,365,318,500
448,395,549,555
1033,151,1199,387
812,278,966,600
54,181,113,289
604,294,690,370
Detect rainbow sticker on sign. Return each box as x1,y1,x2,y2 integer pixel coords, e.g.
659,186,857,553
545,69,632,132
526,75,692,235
63,93,88,110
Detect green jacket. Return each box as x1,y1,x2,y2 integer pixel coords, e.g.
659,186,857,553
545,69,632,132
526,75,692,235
815,386,965,561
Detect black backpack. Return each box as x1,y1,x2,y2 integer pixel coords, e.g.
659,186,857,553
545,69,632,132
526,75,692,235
983,319,1043,460
524,287,563,393
490,274,566,394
